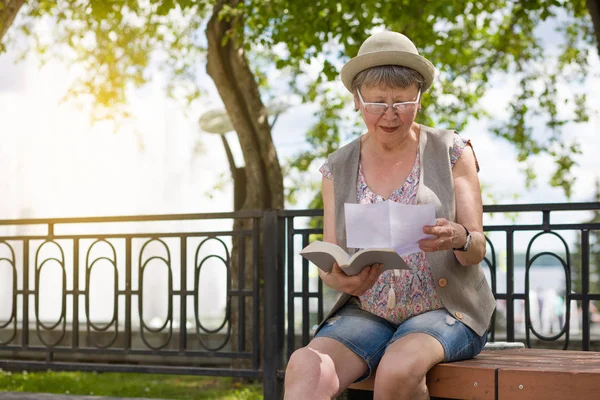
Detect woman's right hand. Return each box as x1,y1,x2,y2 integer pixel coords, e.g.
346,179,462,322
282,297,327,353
320,262,383,296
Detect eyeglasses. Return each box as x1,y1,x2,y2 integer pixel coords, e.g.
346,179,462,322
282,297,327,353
356,88,421,115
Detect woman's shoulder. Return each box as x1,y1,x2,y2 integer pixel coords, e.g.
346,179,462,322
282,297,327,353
321,135,363,180
420,125,477,167
420,124,457,136
419,124,457,147
450,133,480,171
327,135,362,164
451,131,472,145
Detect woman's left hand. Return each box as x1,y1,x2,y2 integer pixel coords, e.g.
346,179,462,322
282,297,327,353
419,218,463,252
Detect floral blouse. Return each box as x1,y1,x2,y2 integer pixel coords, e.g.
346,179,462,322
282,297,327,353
319,134,478,324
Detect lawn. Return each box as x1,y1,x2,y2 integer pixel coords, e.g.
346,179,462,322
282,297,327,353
0,369,263,399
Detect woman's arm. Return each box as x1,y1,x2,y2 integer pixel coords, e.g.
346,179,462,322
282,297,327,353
320,176,382,295
452,144,485,265
419,144,485,265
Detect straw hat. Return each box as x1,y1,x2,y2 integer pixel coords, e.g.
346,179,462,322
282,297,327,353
340,31,436,92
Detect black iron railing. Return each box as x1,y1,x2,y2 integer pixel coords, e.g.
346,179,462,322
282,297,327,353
0,203,599,400
0,211,264,376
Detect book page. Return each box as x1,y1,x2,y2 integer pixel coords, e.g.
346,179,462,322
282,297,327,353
299,241,351,273
344,202,391,249
345,249,410,276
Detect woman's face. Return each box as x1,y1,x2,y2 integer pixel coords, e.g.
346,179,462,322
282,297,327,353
354,83,421,138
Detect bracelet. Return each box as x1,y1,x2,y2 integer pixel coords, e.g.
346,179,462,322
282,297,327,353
452,224,472,251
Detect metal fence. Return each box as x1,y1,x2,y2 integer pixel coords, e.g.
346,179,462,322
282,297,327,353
0,211,265,377
0,203,599,399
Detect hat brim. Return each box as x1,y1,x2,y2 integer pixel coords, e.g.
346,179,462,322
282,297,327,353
340,51,435,92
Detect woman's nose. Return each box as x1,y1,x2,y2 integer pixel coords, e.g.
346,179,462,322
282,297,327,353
382,105,397,119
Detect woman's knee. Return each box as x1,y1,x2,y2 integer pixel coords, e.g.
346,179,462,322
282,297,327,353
286,347,320,377
285,346,339,388
374,357,429,395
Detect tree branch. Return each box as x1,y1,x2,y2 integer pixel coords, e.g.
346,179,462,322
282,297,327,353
0,0,25,44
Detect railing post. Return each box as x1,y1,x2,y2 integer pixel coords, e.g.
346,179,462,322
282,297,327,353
72,238,79,349
506,230,515,343
22,240,29,349
263,210,282,399
581,230,590,351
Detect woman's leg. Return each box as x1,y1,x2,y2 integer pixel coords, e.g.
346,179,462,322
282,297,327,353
284,337,368,400
373,309,487,400
373,333,444,400
285,303,396,399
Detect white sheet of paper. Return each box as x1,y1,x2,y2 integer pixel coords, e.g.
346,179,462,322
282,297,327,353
345,202,436,255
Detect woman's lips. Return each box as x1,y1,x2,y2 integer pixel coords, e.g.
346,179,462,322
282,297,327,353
380,126,398,133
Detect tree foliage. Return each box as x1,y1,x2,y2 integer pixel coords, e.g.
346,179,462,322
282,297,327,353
1,0,597,201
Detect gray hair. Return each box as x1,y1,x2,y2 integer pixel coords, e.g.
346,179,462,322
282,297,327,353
351,65,425,92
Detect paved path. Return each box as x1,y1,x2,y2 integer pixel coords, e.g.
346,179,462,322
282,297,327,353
0,393,168,400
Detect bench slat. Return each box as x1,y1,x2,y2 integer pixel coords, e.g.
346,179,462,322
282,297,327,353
427,365,495,400
348,348,600,399
498,369,600,400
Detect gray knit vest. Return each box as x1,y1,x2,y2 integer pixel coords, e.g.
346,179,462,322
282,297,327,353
317,124,496,336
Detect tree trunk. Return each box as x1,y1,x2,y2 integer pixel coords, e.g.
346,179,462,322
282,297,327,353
205,0,284,372
588,0,600,57
0,0,25,44
206,0,283,210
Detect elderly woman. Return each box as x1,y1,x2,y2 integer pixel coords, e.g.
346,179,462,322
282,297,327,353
284,31,495,400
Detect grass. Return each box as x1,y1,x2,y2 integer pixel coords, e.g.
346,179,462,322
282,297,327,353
0,369,263,399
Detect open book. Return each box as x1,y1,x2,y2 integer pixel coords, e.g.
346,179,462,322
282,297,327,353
300,241,410,276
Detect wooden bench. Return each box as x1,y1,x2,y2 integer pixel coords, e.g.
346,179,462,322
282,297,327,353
348,348,600,399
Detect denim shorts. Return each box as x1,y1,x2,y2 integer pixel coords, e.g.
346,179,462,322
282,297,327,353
314,303,487,382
